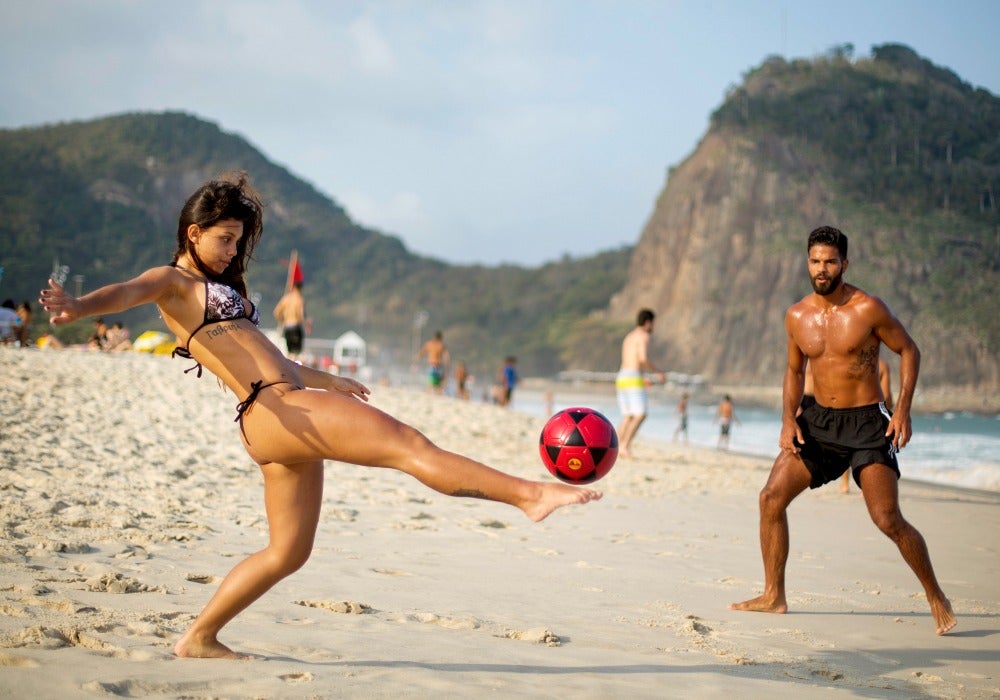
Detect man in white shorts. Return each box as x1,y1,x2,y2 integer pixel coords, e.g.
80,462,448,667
616,308,665,458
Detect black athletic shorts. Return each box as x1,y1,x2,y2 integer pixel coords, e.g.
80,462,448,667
283,324,304,354
795,401,900,489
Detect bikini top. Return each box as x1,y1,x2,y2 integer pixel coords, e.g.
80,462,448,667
171,276,260,377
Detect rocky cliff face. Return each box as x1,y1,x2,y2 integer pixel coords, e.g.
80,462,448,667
608,130,999,393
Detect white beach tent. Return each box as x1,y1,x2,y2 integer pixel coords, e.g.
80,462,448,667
333,331,366,371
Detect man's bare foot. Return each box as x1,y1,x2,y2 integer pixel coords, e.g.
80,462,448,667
174,632,258,660
524,482,602,522
728,594,788,614
931,597,957,635
619,448,633,460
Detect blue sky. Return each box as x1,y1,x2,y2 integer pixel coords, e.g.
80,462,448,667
2,1,997,266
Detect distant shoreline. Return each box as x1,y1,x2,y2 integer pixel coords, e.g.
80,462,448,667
520,377,999,416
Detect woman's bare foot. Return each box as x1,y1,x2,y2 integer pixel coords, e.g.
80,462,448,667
174,631,258,660
728,594,788,614
931,597,957,635
523,482,602,522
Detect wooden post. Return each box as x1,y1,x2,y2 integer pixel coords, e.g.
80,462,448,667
285,249,298,293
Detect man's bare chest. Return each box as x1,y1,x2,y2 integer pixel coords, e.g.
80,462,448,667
795,308,876,359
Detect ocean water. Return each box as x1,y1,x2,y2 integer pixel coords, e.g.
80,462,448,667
507,385,1000,494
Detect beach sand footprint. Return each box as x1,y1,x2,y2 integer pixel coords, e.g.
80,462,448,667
478,519,508,529
781,661,850,684
1,625,138,659
1,625,74,650
65,628,131,658
279,672,314,683
0,652,39,667
83,573,162,594
672,614,757,665
81,679,217,697
295,600,372,614
499,627,562,647
402,612,481,630
682,615,712,636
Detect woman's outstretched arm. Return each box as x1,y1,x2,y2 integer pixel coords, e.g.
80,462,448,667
41,267,177,325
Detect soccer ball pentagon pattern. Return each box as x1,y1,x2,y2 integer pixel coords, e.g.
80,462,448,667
539,407,619,484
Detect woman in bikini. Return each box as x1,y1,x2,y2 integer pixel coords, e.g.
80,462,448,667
40,172,601,660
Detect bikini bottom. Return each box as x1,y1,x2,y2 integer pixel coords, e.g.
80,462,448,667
234,380,302,443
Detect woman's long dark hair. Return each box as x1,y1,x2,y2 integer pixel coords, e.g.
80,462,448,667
171,171,264,297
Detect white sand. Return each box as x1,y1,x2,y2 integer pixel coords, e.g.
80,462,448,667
1,348,998,698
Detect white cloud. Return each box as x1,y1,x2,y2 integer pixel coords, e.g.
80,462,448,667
348,16,397,76
479,2,534,45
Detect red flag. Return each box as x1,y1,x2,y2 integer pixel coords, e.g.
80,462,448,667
285,250,303,291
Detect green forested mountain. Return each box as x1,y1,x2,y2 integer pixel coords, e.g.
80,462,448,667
0,112,630,377
708,44,999,385
608,43,998,393
714,44,1000,221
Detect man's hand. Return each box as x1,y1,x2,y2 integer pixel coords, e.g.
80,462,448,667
885,410,912,450
779,418,803,453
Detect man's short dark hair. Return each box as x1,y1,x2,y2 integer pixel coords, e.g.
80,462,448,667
637,308,655,326
808,226,848,259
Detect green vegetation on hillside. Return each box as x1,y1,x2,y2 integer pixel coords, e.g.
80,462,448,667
714,44,1000,221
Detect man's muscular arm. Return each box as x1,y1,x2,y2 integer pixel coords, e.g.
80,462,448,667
780,310,807,452
870,297,920,449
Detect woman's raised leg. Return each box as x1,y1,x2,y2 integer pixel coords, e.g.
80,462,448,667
174,460,324,659
244,389,601,522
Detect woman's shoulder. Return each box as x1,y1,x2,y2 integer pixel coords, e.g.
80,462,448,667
143,264,211,287
130,265,205,307
137,264,187,280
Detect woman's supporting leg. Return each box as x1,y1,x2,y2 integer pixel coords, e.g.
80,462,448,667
174,460,324,658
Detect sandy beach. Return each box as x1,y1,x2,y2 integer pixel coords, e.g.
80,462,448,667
1,348,998,699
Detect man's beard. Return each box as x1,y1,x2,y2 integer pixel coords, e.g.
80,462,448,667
811,270,843,296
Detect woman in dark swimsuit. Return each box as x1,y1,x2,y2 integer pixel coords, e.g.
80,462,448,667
40,172,601,660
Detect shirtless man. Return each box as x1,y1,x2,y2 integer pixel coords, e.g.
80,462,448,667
615,308,665,458
273,281,307,360
714,394,739,450
418,330,449,394
729,226,955,635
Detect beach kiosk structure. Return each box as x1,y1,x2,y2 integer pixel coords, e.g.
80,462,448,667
333,331,366,373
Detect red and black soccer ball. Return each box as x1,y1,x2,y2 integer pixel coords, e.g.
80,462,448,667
539,407,619,484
